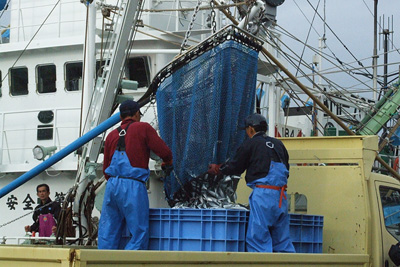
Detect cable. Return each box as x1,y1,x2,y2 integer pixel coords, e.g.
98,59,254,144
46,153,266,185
305,0,372,77
292,0,321,77
267,27,400,143
273,24,380,97
361,0,400,57
290,1,369,79
260,26,395,138
1,0,62,85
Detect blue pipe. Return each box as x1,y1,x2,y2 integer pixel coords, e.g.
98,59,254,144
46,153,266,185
0,113,121,199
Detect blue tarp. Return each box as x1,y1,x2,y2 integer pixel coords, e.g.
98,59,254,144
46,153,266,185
157,40,259,199
1,29,9,38
0,0,7,10
390,127,400,146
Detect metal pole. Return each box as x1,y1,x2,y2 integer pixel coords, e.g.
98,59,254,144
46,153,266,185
268,80,276,137
312,65,317,136
372,0,378,100
383,29,389,90
82,2,97,136
215,0,400,180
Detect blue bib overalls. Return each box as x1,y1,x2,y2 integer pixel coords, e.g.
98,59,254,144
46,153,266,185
98,123,150,250
246,141,295,253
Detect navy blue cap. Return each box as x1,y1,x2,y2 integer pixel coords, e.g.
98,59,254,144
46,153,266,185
119,100,142,117
240,113,268,129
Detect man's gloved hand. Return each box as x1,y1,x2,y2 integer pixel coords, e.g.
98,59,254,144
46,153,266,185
207,164,221,175
162,160,173,177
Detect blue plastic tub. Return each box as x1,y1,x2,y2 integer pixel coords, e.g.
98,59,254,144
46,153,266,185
120,209,323,253
289,214,323,253
148,208,247,252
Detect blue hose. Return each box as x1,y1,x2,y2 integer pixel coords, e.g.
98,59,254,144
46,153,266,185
0,113,121,199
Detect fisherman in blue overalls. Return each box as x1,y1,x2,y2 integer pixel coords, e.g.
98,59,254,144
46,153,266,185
98,100,173,250
208,113,295,253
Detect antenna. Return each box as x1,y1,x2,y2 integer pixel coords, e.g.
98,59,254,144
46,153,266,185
379,14,394,93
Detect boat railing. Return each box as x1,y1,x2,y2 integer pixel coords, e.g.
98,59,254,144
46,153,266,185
10,0,86,42
1,235,90,245
0,107,80,168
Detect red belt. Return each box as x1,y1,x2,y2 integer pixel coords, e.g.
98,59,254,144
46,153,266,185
255,184,287,208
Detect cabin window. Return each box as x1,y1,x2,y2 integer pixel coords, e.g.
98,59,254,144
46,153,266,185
379,186,400,241
37,124,54,140
37,64,56,93
287,193,308,213
9,67,28,96
65,62,82,91
126,57,150,88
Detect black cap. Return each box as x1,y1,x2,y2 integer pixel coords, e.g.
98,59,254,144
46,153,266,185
119,100,142,117
241,113,268,129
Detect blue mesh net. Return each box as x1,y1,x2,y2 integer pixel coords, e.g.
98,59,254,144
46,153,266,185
156,40,259,200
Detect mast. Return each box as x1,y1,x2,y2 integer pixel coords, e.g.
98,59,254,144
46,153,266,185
214,0,400,180
81,1,97,136
315,0,326,136
372,0,378,100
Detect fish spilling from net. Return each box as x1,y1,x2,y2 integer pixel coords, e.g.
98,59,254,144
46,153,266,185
170,173,248,210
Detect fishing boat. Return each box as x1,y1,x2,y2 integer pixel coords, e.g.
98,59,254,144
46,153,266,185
0,0,290,242
0,0,399,254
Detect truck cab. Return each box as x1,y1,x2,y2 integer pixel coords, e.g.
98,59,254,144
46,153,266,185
235,135,400,266
279,136,399,266
371,172,400,266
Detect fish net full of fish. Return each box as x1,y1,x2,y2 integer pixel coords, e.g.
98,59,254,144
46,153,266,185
169,173,248,210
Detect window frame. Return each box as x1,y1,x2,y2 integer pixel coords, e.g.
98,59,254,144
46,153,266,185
9,66,29,96
126,56,151,89
64,61,83,92
379,185,400,242
36,64,57,94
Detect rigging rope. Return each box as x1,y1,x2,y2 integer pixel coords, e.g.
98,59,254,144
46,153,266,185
259,27,364,131
263,25,400,141
305,0,372,77
361,0,400,56
143,23,199,44
273,24,379,97
293,0,321,77
0,194,64,230
141,1,248,13
0,0,62,85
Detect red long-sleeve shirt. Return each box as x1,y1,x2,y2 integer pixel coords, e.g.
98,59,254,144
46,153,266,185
103,118,172,179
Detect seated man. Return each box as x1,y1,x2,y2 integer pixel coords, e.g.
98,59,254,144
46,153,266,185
24,184,61,237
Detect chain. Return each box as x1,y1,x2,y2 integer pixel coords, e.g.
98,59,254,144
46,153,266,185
210,0,216,34
180,0,203,54
152,102,159,133
0,197,62,229
142,97,154,114
0,211,34,229
140,97,160,133
172,170,187,193
149,25,263,96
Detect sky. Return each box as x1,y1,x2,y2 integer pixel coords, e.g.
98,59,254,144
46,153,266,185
1,0,399,100
275,0,400,100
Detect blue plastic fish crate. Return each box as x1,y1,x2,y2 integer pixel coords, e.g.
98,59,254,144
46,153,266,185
148,208,247,252
289,214,323,253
